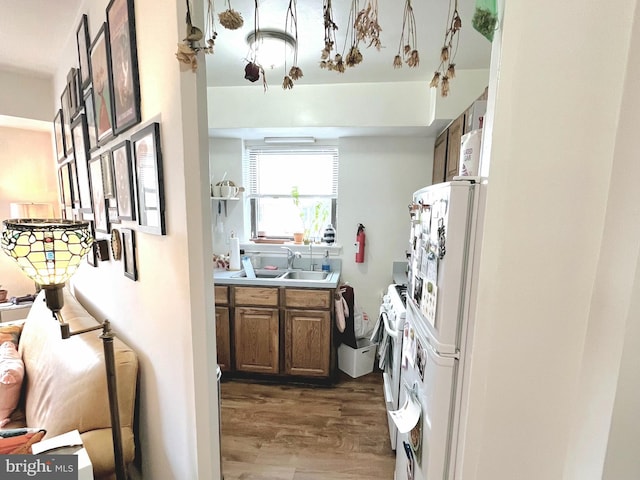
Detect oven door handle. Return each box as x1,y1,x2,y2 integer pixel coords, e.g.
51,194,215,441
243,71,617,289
382,311,399,338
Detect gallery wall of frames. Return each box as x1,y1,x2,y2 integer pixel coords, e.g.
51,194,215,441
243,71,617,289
53,0,166,282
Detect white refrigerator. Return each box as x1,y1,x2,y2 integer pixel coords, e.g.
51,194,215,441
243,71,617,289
393,178,484,480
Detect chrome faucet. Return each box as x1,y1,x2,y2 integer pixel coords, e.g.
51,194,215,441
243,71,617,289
282,247,302,269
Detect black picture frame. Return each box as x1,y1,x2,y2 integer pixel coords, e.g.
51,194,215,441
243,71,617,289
67,68,80,119
88,155,110,233
90,23,115,146
131,123,165,235
107,0,141,135
59,162,73,208
83,87,98,152
54,109,65,163
122,228,137,280
86,220,98,267
61,87,73,156
71,114,93,212
76,14,92,90
69,160,81,209
112,140,136,221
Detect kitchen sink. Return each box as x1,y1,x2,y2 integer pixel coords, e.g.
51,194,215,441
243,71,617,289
231,269,285,279
281,270,329,280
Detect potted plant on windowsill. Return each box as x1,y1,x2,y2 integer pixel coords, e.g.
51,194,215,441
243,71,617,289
291,186,329,244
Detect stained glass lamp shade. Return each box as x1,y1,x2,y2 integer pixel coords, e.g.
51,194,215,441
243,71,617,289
1,219,93,311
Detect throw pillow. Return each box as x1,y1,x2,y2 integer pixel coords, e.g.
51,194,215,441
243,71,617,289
0,324,23,348
0,428,46,454
0,341,24,427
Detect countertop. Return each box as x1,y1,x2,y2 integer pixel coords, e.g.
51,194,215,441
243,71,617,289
214,268,341,289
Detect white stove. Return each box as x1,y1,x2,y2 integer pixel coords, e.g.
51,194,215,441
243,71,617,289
377,284,407,450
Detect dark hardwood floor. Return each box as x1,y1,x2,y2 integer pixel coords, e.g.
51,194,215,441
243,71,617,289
220,371,396,479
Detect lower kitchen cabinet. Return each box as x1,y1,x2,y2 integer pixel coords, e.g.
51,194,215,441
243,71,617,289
215,306,231,371
214,285,231,372
285,309,331,377
234,306,280,374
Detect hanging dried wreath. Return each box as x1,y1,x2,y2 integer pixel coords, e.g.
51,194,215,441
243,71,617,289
204,0,218,53
219,0,244,30
282,0,303,89
393,0,419,69
319,0,340,70
176,0,206,72
430,0,462,97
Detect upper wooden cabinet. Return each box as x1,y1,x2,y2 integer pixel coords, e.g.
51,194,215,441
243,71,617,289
445,115,464,181
431,87,488,184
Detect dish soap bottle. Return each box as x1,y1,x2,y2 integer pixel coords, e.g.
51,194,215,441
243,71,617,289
322,250,331,273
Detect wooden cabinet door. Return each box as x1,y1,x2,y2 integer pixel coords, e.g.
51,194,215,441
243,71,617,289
432,130,448,184
234,307,279,374
445,115,464,181
215,306,231,372
285,309,331,377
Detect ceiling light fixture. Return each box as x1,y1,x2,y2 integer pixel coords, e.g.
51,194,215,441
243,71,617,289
247,30,296,69
264,136,316,144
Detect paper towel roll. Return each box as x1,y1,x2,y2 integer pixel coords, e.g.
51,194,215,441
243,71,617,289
229,234,241,271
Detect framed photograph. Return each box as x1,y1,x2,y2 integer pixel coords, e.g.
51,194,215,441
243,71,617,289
69,160,81,209
131,123,165,235
76,14,92,90
88,155,110,233
67,68,80,119
71,114,93,212
90,23,115,145
83,87,98,151
54,109,65,163
122,228,137,280
59,162,73,208
112,140,136,220
61,87,73,156
101,151,115,199
107,0,141,135
86,220,98,267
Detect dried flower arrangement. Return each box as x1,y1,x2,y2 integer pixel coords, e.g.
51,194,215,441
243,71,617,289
245,0,268,91
430,0,462,97
218,0,244,30
319,0,341,71
354,0,382,51
175,0,211,72
204,0,218,54
282,0,303,89
393,0,419,69
344,0,363,68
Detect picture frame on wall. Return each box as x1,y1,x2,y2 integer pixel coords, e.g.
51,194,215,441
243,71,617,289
86,220,98,267
61,87,73,156
71,114,93,212
101,151,115,199
107,0,141,135
122,228,137,280
76,14,92,90
89,23,115,146
112,140,136,221
59,162,74,208
67,68,80,119
83,87,98,151
88,155,109,233
131,122,165,235
54,110,65,163
69,160,81,209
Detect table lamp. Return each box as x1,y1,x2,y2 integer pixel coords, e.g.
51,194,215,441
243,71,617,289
1,218,127,480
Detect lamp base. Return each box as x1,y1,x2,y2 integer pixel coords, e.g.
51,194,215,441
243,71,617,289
42,285,64,313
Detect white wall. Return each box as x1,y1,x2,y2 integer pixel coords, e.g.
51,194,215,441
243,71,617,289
209,134,432,320
0,126,60,296
50,1,218,479
460,1,640,479
0,69,53,122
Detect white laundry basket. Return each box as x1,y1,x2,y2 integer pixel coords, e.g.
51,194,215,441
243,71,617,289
338,338,377,378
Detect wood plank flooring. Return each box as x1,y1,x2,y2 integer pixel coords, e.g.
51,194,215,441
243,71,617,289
220,371,396,479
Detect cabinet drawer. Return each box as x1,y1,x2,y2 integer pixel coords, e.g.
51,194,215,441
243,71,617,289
214,286,228,305
283,289,332,309
234,287,279,307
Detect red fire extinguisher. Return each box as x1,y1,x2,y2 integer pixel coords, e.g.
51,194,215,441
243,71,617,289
355,223,366,263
